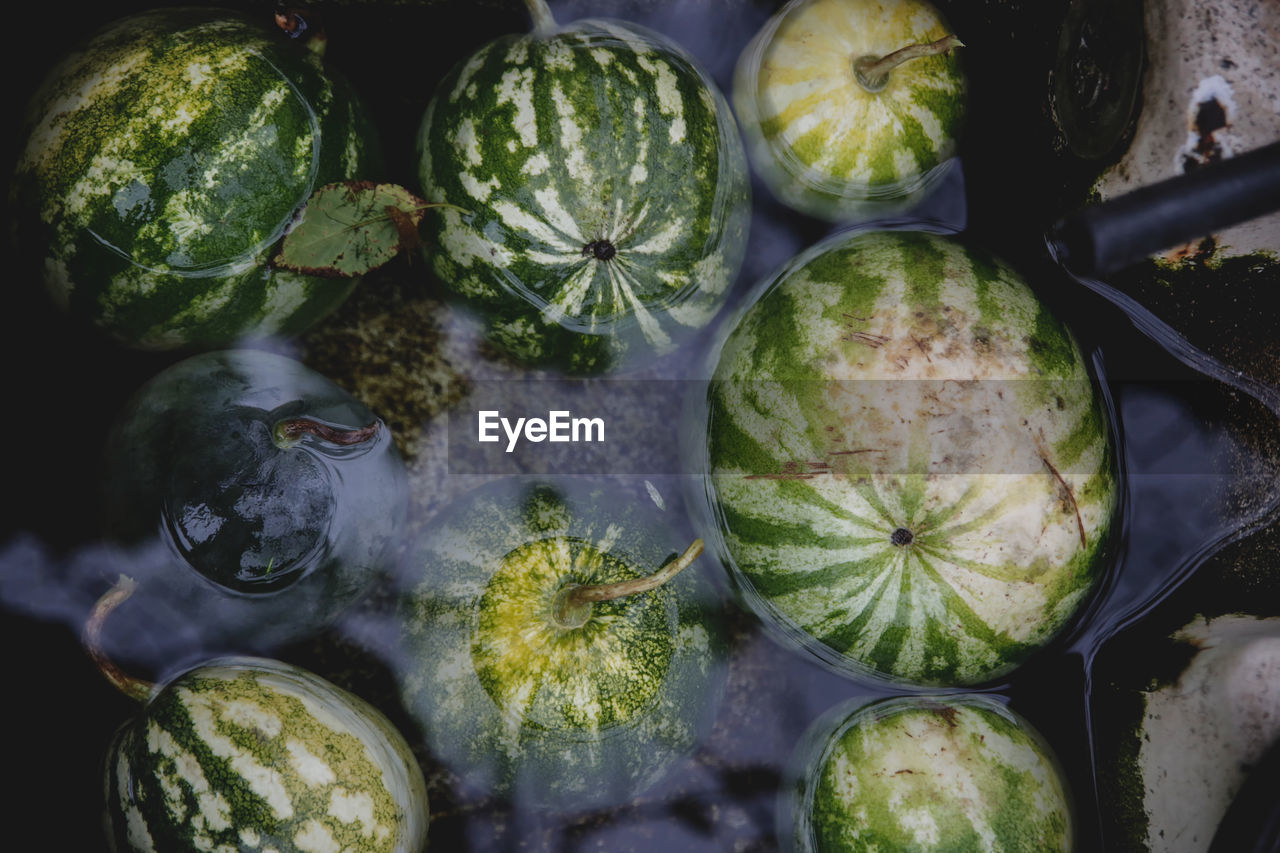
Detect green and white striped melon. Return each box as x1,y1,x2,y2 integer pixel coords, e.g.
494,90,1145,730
103,656,428,853
393,477,726,811
11,7,380,350
781,694,1074,851
416,0,750,374
691,228,1118,686
733,0,966,221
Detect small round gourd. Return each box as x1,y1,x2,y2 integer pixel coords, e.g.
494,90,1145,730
734,0,966,221
392,477,727,811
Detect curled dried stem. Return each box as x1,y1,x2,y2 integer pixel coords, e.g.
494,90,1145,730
553,539,704,628
84,575,154,703
854,35,964,92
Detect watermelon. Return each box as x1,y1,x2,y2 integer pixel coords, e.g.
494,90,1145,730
392,477,727,811
415,0,750,374
690,228,1118,687
733,0,966,221
781,694,1074,851
99,348,407,653
103,656,428,853
11,7,380,350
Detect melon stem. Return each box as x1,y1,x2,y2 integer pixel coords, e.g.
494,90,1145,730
83,575,154,703
273,417,381,449
273,8,327,58
853,35,964,93
552,539,704,628
522,0,558,36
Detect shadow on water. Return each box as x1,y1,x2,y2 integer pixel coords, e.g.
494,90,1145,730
1,1,1278,851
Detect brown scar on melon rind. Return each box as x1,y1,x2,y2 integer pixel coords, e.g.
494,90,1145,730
1039,451,1086,549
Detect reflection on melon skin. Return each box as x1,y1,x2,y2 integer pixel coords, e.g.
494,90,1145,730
98,348,407,659
10,6,381,350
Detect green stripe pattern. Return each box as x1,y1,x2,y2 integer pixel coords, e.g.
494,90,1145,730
786,695,1073,851
104,657,427,853
701,230,1117,686
416,18,750,373
13,8,379,350
395,479,726,811
734,0,965,220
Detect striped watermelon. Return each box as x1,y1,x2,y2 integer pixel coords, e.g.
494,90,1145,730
415,1,750,374
11,7,380,350
103,656,428,853
733,0,966,221
393,478,726,811
782,694,1074,851
691,229,1118,687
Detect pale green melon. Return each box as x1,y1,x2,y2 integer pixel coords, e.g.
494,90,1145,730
393,477,727,811
782,694,1074,851
734,0,966,221
692,229,1118,686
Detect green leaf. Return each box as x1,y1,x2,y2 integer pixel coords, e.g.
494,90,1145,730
274,181,464,278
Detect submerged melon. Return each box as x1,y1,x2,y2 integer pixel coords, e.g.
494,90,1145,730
100,348,407,653
692,228,1118,686
734,0,966,221
392,477,727,811
416,1,750,373
782,694,1074,851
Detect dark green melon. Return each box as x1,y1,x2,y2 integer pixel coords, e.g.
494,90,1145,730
100,348,407,652
12,7,381,350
